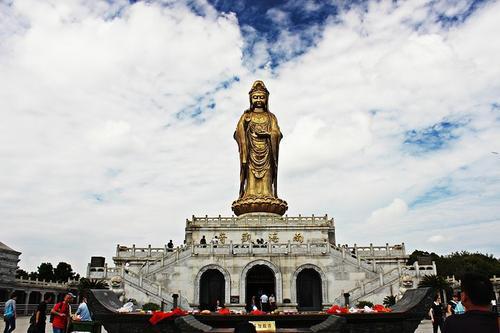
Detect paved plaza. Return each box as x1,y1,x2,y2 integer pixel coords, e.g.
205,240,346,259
10,316,433,333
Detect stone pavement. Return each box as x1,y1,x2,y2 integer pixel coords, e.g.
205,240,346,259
11,316,432,333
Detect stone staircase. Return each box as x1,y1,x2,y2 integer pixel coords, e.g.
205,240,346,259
333,266,401,305
120,267,192,310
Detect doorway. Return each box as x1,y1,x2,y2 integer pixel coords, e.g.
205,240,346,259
296,268,322,311
245,264,275,310
199,269,225,311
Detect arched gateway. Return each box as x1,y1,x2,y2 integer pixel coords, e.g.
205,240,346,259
296,268,323,311
199,269,225,311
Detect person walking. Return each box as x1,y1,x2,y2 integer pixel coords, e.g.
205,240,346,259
34,294,53,333
269,294,276,311
260,292,269,312
429,294,444,333
50,293,74,333
2,292,16,333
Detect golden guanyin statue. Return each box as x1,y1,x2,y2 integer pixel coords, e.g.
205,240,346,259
232,81,288,216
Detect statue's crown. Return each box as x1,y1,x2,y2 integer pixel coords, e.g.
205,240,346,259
249,80,269,96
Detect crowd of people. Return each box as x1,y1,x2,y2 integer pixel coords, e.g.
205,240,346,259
2,291,92,333
428,273,499,333
246,291,277,313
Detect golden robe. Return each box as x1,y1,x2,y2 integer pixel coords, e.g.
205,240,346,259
234,109,282,199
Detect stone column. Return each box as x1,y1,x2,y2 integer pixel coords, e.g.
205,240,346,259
24,290,31,315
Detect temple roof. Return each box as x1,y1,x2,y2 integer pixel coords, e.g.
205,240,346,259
0,241,21,254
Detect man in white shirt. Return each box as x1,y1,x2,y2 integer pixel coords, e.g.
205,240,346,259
260,293,269,312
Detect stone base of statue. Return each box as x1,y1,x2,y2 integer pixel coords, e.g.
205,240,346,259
231,195,288,216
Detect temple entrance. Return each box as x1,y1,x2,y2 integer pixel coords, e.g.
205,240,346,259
296,268,322,311
245,264,275,311
199,269,225,311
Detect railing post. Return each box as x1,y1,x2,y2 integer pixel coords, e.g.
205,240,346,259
341,246,346,259
379,272,384,286
372,260,376,272
415,261,420,278
139,275,143,287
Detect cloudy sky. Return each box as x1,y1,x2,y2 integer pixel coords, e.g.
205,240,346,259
1,0,499,275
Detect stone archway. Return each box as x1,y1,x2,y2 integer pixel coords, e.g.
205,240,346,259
194,264,231,307
291,264,327,308
240,260,282,306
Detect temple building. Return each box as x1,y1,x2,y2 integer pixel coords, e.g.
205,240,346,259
88,81,436,310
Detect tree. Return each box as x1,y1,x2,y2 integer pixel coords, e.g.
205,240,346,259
37,262,55,281
408,250,500,281
383,295,396,307
16,269,29,279
78,278,109,293
54,262,79,282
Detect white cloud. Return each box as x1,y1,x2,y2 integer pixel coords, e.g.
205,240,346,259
428,235,446,243
367,199,408,225
1,0,500,274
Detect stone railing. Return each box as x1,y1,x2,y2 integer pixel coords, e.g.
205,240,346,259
15,277,79,289
334,262,438,305
119,267,191,309
343,243,407,259
190,241,331,256
187,214,334,226
114,244,176,259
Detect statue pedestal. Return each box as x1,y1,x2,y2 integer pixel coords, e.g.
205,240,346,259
231,196,288,216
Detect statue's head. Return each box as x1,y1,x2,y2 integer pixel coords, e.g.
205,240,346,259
249,80,269,110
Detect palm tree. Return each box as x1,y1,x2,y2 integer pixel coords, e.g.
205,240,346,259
383,295,396,307
77,278,109,298
418,274,451,303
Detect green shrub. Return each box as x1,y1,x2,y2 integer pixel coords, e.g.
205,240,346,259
356,300,374,309
142,302,160,312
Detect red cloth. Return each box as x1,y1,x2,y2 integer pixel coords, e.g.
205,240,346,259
249,309,266,315
52,302,70,329
218,308,231,315
373,304,392,313
326,305,349,314
149,308,188,325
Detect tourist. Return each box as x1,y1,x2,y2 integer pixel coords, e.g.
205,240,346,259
429,294,444,333
2,292,16,333
167,240,174,252
51,292,74,333
200,235,206,247
269,294,276,311
34,294,53,333
260,292,269,312
443,273,499,333
446,293,464,316
74,296,91,321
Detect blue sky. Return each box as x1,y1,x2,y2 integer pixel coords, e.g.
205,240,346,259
0,0,499,274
